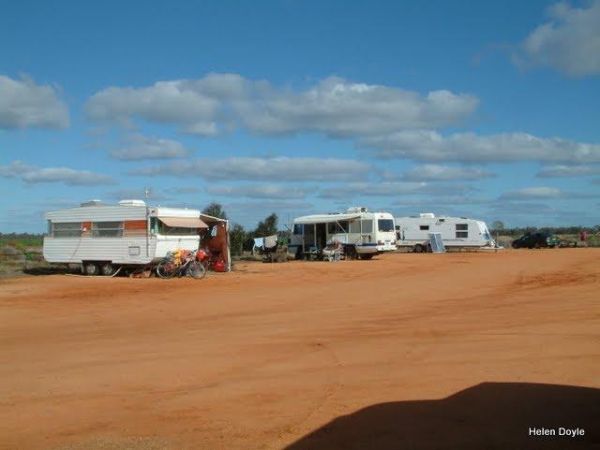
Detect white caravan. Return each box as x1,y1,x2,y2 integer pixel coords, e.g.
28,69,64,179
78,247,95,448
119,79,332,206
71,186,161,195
43,200,231,274
395,213,496,252
290,207,397,259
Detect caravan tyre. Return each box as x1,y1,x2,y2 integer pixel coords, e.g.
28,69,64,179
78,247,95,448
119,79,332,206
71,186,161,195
414,244,424,253
84,262,99,276
100,262,115,276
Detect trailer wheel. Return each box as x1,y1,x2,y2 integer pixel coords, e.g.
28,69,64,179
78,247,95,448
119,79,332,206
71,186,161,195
414,244,424,253
84,262,99,276
100,262,115,276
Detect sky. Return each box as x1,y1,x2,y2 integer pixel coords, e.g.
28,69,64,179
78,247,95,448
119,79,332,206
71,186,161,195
1,0,599,232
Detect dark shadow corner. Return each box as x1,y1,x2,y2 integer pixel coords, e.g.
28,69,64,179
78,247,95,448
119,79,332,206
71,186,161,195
284,382,599,450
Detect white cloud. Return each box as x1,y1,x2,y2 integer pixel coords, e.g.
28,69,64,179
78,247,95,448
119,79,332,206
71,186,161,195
206,184,308,199
86,73,478,136
0,161,114,186
500,186,565,200
516,0,600,77
363,130,600,163
537,164,600,177
393,164,494,181
131,157,370,182
106,188,170,201
318,182,427,199
0,74,69,129
110,134,191,160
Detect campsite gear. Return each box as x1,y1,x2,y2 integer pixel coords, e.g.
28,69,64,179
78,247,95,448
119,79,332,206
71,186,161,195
212,259,226,272
255,234,288,263
156,249,207,279
322,240,343,262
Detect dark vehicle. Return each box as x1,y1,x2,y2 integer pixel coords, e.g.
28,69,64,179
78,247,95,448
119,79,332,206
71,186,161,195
511,232,560,249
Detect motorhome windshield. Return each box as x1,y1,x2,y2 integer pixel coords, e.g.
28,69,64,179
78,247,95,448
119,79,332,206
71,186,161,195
378,219,394,232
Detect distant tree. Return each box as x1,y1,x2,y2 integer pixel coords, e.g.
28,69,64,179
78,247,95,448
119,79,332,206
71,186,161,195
229,223,246,256
202,203,227,220
254,213,278,237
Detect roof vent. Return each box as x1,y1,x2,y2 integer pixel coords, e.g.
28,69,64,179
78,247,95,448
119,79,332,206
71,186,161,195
419,213,435,218
80,200,103,207
118,199,146,207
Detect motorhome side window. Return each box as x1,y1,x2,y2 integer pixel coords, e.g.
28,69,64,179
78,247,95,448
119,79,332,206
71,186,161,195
361,220,373,233
420,225,430,230
92,221,123,237
378,219,394,232
52,222,82,237
456,223,468,238
349,220,361,233
327,221,348,234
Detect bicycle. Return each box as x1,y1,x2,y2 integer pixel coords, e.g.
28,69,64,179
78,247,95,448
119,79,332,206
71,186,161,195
156,249,207,279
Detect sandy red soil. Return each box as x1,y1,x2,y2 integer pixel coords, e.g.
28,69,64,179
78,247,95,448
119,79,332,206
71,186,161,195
0,249,598,449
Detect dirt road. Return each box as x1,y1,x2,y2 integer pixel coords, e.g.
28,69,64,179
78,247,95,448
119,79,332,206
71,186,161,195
1,249,599,449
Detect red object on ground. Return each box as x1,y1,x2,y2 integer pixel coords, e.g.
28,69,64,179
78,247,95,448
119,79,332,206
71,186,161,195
212,259,226,272
196,249,208,261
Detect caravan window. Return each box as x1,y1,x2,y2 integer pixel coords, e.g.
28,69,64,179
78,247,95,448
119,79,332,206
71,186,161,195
52,222,82,238
92,221,123,237
420,225,430,231
157,219,198,236
361,219,373,233
378,219,394,232
293,224,303,235
456,223,468,238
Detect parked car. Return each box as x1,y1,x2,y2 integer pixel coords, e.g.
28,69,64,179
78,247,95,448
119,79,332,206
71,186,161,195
511,232,560,249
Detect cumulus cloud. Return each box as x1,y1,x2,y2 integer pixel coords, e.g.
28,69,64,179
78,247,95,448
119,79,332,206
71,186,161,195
206,184,309,199
131,157,370,182
0,74,69,129
0,161,114,185
86,73,478,136
393,164,494,181
362,130,600,163
318,182,425,199
537,164,600,177
500,186,565,200
106,188,170,201
515,0,600,77
110,134,191,160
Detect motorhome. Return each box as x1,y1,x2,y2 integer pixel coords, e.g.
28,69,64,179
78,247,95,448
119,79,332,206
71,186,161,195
395,213,496,252
43,200,231,274
290,207,396,259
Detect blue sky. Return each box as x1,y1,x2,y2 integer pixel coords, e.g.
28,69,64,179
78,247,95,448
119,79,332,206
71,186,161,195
1,0,599,232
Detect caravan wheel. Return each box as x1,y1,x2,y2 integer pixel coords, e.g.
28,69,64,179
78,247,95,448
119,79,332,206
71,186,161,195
414,244,424,253
100,262,115,276
84,262,99,276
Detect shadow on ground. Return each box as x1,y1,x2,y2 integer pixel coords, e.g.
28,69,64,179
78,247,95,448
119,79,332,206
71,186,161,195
285,382,599,450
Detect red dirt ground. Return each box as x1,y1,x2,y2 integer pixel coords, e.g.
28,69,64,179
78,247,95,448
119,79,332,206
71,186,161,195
1,249,598,449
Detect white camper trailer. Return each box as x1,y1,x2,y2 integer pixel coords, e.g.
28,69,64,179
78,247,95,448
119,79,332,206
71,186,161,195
395,213,496,252
43,200,231,274
290,207,397,259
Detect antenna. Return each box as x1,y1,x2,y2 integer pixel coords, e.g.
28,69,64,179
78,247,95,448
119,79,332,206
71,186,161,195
144,187,150,200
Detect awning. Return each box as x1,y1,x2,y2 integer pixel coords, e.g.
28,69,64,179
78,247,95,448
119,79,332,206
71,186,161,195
159,217,208,229
294,213,361,225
